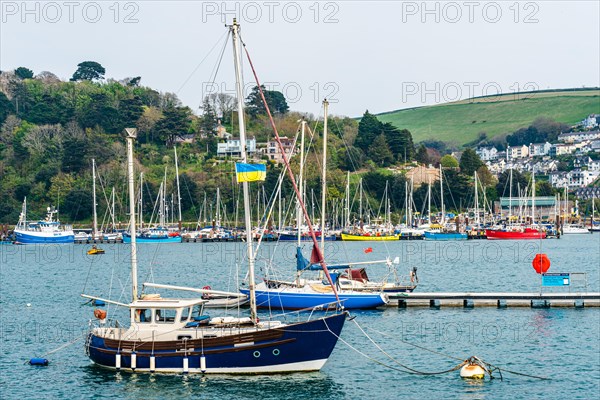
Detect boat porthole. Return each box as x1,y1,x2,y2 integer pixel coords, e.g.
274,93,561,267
272,349,280,356
253,351,260,358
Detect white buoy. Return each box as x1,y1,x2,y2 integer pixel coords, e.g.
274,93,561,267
183,357,189,374
200,355,206,373
131,352,137,370
460,363,486,379
115,353,121,370
150,356,155,372
26,303,31,307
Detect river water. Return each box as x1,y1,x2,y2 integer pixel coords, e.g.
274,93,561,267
1,235,598,399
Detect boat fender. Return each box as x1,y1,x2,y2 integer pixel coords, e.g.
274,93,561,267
94,309,107,320
200,355,207,373
29,358,49,366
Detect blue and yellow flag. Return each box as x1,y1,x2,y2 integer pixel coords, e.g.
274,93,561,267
235,163,266,183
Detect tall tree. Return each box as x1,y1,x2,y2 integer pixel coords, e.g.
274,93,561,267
368,134,394,167
15,67,34,80
154,106,192,146
355,110,382,153
0,92,14,125
200,96,218,134
416,144,430,165
245,85,289,116
459,148,484,175
383,123,414,162
70,61,106,81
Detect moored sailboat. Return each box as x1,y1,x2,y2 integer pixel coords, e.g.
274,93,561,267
82,20,347,374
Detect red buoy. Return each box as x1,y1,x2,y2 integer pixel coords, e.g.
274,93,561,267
532,253,551,274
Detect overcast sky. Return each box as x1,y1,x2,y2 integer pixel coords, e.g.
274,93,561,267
1,1,599,117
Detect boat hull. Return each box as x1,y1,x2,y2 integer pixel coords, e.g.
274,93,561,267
278,233,337,241
122,234,181,243
340,233,399,241
241,288,387,310
423,231,468,241
485,229,546,240
86,313,346,373
14,230,74,244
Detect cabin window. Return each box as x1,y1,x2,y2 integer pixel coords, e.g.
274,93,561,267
155,308,177,323
135,309,151,323
180,307,191,322
192,304,204,319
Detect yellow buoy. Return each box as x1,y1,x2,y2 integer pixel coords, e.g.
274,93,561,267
460,363,486,379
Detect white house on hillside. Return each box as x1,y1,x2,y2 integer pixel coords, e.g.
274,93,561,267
217,137,257,157
558,130,600,143
476,147,498,161
529,142,552,157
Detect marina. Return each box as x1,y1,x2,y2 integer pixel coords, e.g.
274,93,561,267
1,3,599,399
1,235,598,399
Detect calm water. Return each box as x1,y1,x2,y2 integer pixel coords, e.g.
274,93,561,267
1,235,599,399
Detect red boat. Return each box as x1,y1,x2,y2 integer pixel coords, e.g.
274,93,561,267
485,227,546,240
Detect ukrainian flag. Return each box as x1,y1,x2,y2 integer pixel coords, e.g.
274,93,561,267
235,163,267,183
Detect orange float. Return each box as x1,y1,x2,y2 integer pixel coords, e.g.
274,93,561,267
532,253,551,274
94,308,107,320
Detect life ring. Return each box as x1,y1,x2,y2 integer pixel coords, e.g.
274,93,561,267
94,308,107,320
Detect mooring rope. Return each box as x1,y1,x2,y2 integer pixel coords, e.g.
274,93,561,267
327,318,550,380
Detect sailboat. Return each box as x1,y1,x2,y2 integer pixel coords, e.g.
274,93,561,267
423,166,467,240
486,169,546,240
341,179,400,241
123,168,181,243
82,21,346,374
241,100,391,309
562,196,591,234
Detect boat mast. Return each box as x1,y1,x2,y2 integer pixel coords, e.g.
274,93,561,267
125,128,139,301
92,159,98,239
508,168,513,223
297,119,306,244
139,172,144,229
474,171,479,226
321,99,328,252
439,164,444,224
231,19,257,322
111,187,116,231
531,169,536,225
345,171,350,229
174,146,182,231
359,178,363,227
428,175,432,226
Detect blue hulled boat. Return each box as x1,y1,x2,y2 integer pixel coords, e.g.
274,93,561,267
14,199,74,244
83,21,348,375
122,228,181,243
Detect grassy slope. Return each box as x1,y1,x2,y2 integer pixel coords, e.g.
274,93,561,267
377,89,600,146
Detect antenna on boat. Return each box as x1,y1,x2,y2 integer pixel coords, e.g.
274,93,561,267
125,127,139,301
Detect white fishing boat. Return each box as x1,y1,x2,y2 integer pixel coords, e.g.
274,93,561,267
14,198,74,244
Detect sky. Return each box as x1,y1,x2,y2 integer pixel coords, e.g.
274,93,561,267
1,1,599,117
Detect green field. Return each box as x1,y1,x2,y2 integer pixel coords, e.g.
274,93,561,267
377,89,600,146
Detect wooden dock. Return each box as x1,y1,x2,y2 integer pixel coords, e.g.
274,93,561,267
388,292,600,308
